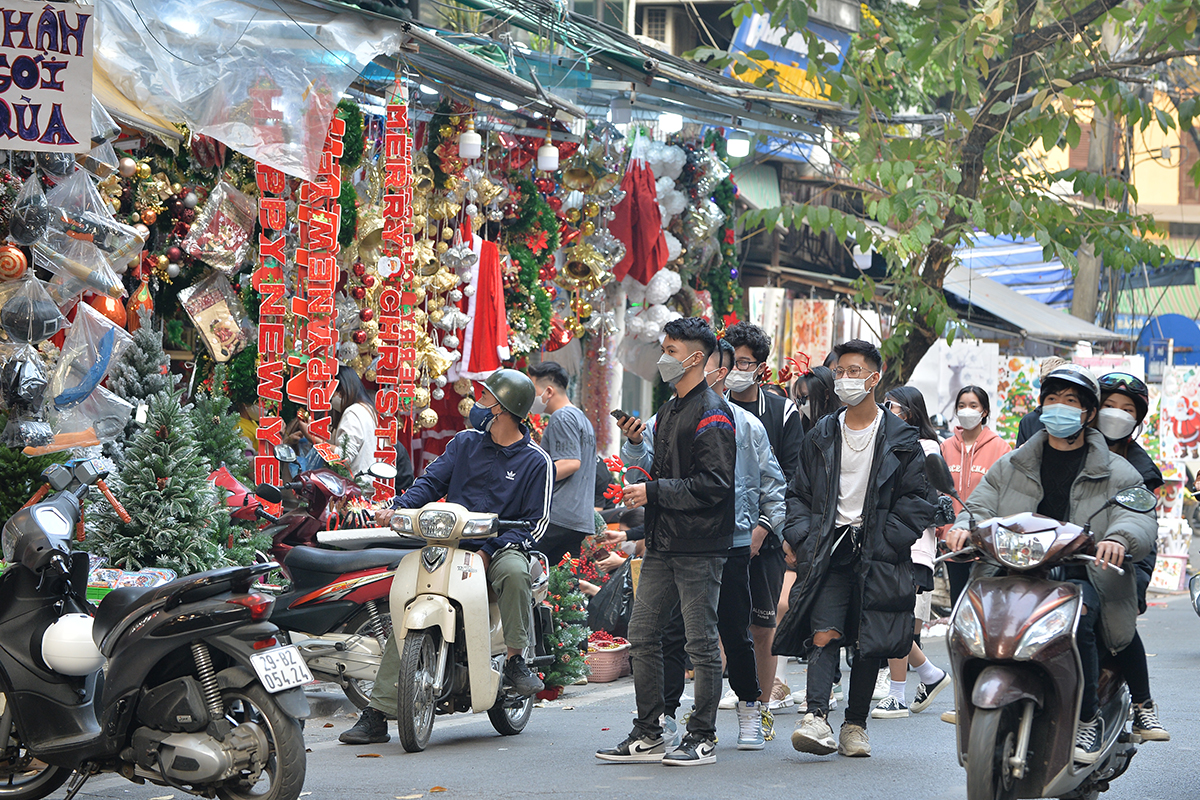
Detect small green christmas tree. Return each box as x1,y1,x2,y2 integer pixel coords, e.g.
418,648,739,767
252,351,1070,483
85,388,229,574
0,412,66,523
189,365,250,483
106,308,178,461
541,565,590,688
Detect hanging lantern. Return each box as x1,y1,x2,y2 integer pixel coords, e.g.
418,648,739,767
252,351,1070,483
537,126,559,172
458,117,482,160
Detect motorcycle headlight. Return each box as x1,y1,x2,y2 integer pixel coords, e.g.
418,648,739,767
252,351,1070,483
951,599,986,658
993,527,1054,570
390,514,415,534
1014,598,1078,660
418,510,457,539
462,517,498,538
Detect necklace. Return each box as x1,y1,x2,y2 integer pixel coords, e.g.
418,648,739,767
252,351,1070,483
842,407,881,453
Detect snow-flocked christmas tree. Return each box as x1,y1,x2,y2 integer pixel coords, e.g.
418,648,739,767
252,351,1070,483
106,308,177,460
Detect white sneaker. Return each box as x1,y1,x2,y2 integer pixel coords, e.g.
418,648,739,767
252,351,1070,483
736,701,765,750
717,688,739,710
871,669,890,701
790,690,837,714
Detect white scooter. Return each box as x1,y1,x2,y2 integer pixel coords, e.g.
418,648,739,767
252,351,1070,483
386,502,552,752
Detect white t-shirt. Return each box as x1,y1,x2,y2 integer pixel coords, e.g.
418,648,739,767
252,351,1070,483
835,406,880,528
334,403,378,476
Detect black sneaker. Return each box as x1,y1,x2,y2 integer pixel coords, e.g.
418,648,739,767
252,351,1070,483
911,672,952,714
596,734,667,762
503,654,545,696
662,733,716,766
339,707,390,744
1074,715,1104,764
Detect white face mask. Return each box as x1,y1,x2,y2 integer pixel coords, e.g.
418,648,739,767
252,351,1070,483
330,395,345,413
724,369,757,393
834,376,873,407
956,408,982,431
1097,408,1137,440
530,390,550,416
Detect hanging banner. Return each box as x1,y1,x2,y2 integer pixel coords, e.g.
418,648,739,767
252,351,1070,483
0,1,94,153
253,162,287,492
790,298,834,367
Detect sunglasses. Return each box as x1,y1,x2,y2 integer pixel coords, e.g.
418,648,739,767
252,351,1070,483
1099,372,1147,396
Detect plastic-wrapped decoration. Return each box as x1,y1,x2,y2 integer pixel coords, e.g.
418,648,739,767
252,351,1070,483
8,172,50,245
0,278,70,344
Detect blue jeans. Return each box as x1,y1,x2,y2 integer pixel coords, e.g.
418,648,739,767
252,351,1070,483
628,550,725,741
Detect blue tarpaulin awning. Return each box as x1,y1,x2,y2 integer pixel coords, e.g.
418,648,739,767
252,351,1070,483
955,234,1075,310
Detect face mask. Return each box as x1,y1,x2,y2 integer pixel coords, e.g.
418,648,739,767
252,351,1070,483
469,401,498,432
1041,403,1084,439
657,351,697,386
1097,408,1137,441
956,408,982,431
330,395,345,413
724,369,757,393
834,375,874,407
530,390,549,416
703,367,723,389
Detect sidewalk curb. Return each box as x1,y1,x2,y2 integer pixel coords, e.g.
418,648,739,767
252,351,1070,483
305,690,357,718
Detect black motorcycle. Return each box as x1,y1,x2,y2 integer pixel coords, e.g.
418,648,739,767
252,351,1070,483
0,459,308,800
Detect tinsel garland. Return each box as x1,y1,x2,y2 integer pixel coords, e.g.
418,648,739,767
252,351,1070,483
501,178,556,354
336,99,365,171
701,130,743,318
583,333,612,453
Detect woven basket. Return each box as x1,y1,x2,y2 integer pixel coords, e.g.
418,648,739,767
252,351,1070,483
585,643,630,683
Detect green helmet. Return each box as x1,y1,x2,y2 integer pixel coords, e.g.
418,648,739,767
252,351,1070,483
483,368,536,419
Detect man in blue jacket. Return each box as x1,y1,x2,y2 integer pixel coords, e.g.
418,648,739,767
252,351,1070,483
340,369,553,745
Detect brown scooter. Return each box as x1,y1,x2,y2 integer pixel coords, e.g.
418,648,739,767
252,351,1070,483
926,454,1157,800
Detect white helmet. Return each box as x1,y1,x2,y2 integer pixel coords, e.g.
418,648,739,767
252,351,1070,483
42,614,104,675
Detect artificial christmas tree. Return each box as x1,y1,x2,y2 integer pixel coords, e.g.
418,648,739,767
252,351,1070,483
189,365,249,482
106,308,177,460
85,388,229,574
0,412,65,522
541,564,589,689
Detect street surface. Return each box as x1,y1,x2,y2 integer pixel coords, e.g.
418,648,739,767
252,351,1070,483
76,589,1199,800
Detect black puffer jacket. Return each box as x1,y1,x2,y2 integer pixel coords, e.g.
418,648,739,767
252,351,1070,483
773,407,937,659
642,381,736,555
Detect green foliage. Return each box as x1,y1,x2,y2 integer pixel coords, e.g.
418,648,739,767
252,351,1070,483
85,389,231,575
337,99,365,171
0,413,66,524
189,365,250,482
702,129,744,318
106,309,179,459
502,178,557,355
705,0,1186,386
542,565,589,688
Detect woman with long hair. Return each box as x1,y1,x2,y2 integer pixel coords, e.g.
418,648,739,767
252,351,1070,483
295,366,379,476
868,386,952,719
791,365,837,436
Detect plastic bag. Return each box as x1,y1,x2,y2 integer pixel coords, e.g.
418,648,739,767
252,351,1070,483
79,140,120,178
8,172,50,245
179,271,255,362
34,232,125,300
0,277,70,344
44,170,146,267
587,559,634,638
48,302,134,411
0,345,53,448
36,152,76,178
91,97,120,145
42,384,133,452
183,181,256,274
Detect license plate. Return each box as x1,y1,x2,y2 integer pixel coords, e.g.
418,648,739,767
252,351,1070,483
249,645,313,693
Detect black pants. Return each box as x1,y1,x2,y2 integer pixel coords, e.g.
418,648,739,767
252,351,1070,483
1070,579,1102,720
663,551,758,715
947,560,972,606
1115,630,1151,705
806,564,880,728
539,522,589,567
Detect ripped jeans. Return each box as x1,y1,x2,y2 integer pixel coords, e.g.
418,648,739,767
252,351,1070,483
805,563,881,728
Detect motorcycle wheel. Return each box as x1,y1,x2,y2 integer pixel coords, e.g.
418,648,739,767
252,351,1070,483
396,630,438,753
215,685,306,800
966,706,1020,800
339,604,393,710
0,698,67,800
487,694,533,736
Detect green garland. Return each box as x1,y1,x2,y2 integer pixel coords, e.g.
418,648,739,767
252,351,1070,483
501,177,557,353
337,99,365,171
701,130,744,318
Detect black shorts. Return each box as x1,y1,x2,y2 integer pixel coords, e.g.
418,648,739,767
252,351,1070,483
913,563,935,595
749,545,786,628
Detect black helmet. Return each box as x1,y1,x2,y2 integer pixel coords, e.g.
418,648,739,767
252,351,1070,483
483,369,536,419
1040,364,1100,410
1098,372,1150,424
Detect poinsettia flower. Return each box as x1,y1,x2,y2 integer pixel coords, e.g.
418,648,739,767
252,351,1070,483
723,229,736,245
525,230,549,254
723,312,741,329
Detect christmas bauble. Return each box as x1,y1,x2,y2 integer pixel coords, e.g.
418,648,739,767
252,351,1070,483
359,308,374,322
417,408,439,429
166,246,183,262
443,334,460,349
166,263,181,278
353,263,366,278
141,209,157,225
156,254,169,270
547,196,562,212
440,226,454,242
352,330,368,344
0,245,28,280
87,293,127,329
431,387,445,401
118,157,137,177
412,387,430,408
580,221,595,236
566,208,581,223
183,192,199,209
136,162,152,180
351,286,367,301
454,377,473,396
362,275,376,288
134,224,150,238
458,397,475,417
583,202,600,217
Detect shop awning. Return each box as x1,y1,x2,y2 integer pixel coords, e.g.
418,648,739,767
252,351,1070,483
943,264,1121,343
955,233,1074,310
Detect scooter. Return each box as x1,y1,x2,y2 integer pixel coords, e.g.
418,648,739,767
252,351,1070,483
0,459,309,800
927,453,1156,800
386,502,554,752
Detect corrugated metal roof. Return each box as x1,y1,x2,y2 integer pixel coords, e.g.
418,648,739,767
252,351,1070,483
955,233,1074,309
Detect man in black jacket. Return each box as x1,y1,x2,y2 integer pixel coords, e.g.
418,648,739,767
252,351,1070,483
597,317,736,767
773,340,936,759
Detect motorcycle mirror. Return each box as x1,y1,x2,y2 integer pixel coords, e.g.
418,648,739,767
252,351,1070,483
1111,487,1157,514
366,462,398,480
273,444,297,463
924,453,957,497
255,483,283,504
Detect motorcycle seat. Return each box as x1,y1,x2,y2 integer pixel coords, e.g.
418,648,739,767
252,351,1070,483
284,546,407,577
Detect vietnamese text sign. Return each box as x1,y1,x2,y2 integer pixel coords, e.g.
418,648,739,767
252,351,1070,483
0,1,94,153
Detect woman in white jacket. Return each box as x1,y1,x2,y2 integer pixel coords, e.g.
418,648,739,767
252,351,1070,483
870,387,952,719
298,366,378,477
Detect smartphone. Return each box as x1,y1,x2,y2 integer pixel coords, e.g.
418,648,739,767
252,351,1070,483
610,409,630,424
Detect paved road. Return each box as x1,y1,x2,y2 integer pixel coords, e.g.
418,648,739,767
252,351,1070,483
73,586,1199,800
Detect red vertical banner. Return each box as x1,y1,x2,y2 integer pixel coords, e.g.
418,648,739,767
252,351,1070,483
373,81,417,503
254,164,287,503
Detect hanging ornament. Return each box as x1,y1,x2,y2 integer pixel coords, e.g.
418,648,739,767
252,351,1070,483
118,157,137,178
87,293,127,329
127,276,153,332
0,245,28,281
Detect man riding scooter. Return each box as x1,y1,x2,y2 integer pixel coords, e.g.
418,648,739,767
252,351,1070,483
945,364,1156,765
339,369,553,745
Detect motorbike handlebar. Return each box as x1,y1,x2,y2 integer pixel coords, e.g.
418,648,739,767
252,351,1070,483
934,547,976,564
496,520,535,531
1071,554,1126,576
283,482,303,492
255,507,280,524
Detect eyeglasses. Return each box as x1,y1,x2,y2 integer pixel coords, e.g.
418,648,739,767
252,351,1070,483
1099,372,1147,397
832,366,873,379
733,358,759,371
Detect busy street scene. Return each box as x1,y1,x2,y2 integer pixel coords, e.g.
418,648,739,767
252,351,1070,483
0,0,1198,799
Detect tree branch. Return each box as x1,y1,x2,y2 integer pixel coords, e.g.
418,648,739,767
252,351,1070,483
1015,0,1127,57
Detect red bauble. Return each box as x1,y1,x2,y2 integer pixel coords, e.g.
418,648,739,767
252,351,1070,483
352,330,368,344
87,293,127,329
166,246,183,262
359,308,374,322
180,209,195,223
545,266,557,280
353,263,367,278
362,275,376,288
560,228,580,246
535,178,555,194
547,196,562,211
538,268,549,281
351,286,367,301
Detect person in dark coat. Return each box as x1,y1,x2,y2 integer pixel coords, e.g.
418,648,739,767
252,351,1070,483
774,340,937,759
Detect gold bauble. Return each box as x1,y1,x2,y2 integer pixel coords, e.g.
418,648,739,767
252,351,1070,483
580,221,596,237
454,377,473,396
436,241,449,254
413,214,428,231
136,162,152,180
171,182,182,194
458,397,475,417
583,202,600,218
440,226,454,242
413,387,431,409
428,308,444,324
566,208,581,223
426,224,440,238
577,302,593,319
439,126,455,139
156,254,169,269
418,408,439,429
364,369,377,382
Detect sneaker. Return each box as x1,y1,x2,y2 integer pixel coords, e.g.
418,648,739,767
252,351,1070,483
338,707,390,744
769,679,795,710
503,654,545,696
790,712,837,755
761,705,776,742
871,669,890,701
1074,715,1104,764
661,714,682,750
718,688,739,710
838,722,871,757
911,673,952,714
596,734,667,763
662,733,717,766
871,695,910,719
1132,700,1170,742
735,701,765,750
940,709,958,725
